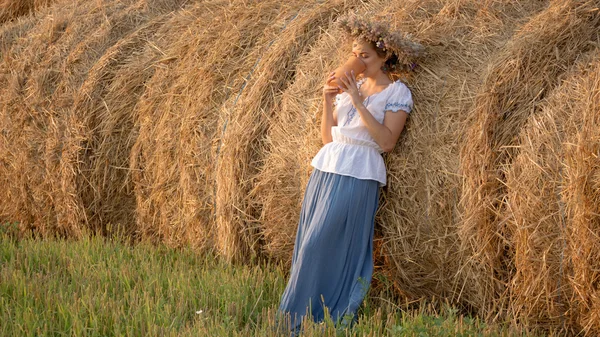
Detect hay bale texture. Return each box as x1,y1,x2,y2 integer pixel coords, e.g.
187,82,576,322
560,53,600,336
214,0,363,262
0,0,55,24
458,0,600,323
503,49,600,335
2,0,600,334
130,0,309,251
504,51,598,334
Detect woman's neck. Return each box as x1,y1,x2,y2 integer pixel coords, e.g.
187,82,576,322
362,73,393,89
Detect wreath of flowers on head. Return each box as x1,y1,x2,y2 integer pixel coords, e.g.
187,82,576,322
338,13,425,71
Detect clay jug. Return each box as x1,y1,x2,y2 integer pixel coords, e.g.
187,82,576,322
327,56,367,93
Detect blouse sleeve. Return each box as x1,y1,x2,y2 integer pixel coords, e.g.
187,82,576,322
384,82,413,114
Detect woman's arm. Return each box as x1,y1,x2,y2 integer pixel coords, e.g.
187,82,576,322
352,101,408,152
338,71,408,152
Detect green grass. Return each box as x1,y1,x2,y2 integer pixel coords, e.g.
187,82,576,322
0,222,536,336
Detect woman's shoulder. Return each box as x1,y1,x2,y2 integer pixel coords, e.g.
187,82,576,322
389,79,411,93
384,80,413,113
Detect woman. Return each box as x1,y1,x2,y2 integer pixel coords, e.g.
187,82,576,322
276,15,422,335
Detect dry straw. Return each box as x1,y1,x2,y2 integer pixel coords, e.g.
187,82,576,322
214,0,359,262
459,0,600,320
0,0,138,237
0,0,54,24
2,0,600,334
130,0,292,250
71,6,181,238
503,55,592,334
561,55,600,336
0,0,191,239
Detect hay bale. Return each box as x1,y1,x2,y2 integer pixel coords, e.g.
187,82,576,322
504,109,573,333
0,0,137,237
71,16,174,237
129,0,292,250
0,0,55,24
0,0,187,237
254,0,548,308
506,50,600,335
214,0,358,262
504,58,587,333
458,0,600,318
561,55,600,335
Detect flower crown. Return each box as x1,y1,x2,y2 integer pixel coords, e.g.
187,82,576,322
338,13,425,69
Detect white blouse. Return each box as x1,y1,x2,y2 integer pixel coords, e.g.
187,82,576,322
311,78,413,187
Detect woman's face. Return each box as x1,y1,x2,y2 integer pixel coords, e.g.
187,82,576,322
351,39,386,78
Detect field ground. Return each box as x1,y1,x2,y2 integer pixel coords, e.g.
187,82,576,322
0,223,538,336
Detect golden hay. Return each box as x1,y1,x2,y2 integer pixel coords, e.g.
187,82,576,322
214,0,361,262
72,12,181,238
0,0,139,237
368,0,547,309
130,0,293,250
0,0,190,239
505,50,600,335
561,55,600,336
2,0,600,334
458,0,600,320
503,53,600,334
0,0,54,24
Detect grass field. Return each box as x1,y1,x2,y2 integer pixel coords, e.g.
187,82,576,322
0,223,536,336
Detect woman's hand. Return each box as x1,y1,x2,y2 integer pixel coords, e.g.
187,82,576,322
337,70,361,105
323,72,339,102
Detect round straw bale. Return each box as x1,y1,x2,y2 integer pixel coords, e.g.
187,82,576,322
215,0,358,262
561,54,600,335
0,0,137,237
70,16,173,238
458,0,600,318
369,0,551,312
129,0,289,250
505,49,600,335
502,52,600,333
0,0,187,237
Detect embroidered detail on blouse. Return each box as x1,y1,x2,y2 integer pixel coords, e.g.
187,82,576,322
384,102,412,113
343,96,370,126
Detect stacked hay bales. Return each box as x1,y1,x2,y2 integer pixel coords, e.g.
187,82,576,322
0,0,139,237
130,0,304,250
254,0,549,310
459,0,600,322
504,49,600,335
0,0,190,238
70,3,187,238
2,0,600,334
214,0,361,262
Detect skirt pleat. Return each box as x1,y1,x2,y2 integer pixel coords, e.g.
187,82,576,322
277,168,380,334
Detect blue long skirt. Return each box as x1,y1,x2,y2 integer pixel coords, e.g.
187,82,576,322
276,168,380,334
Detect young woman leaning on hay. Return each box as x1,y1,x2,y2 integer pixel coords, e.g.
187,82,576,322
275,14,424,335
